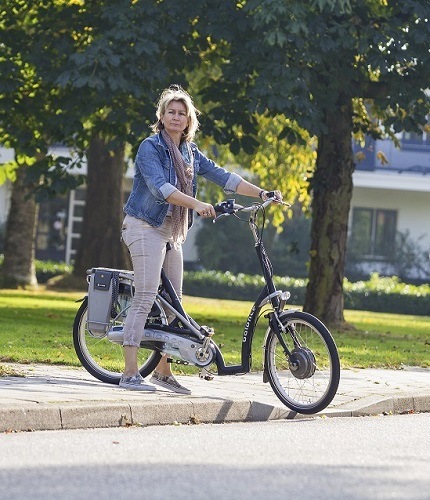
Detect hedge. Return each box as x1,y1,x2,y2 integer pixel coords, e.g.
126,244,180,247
1,258,428,316
35,260,73,283
343,274,430,316
0,258,72,284
183,271,430,316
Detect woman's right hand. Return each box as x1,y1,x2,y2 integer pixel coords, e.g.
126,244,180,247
195,201,215,218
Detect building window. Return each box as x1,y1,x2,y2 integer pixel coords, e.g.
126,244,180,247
35,194,69,262
350,208,397,260
401,125,430,148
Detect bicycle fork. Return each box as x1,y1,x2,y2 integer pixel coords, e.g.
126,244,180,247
262,311,295,383
264,310,317,382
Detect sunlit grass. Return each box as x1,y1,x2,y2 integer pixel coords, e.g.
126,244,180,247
0,290,429,375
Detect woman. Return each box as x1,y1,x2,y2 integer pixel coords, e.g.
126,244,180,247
120,85,282,393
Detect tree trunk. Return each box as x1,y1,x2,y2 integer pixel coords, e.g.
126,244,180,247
303,95,355,325
73,135,130,278
1,166,38,288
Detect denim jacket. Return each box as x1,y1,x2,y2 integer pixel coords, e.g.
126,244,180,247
124,132,243,227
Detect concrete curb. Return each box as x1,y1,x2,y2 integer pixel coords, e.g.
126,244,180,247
1,364,430,432
2,394,429,433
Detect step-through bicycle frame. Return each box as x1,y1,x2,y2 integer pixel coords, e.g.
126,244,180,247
143,268,283,376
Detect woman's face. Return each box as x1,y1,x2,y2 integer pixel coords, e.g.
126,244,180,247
162,100,188,139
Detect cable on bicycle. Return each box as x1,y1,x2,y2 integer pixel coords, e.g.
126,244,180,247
110,271,120,318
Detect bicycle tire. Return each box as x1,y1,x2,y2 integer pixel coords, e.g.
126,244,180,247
264,310,340,414
73,296,161,385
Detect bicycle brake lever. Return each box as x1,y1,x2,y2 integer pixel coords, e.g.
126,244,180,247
265,196,291,207
213,213,228,223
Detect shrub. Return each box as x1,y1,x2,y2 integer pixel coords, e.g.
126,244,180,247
0,257,72,284
343,273,430,316
35,260,73,283
184,271,430,316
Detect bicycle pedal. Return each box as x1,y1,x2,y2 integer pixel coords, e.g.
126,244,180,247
199,371,214,381
200,325,215,337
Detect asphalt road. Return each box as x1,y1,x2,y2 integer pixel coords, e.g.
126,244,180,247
1,413,429,500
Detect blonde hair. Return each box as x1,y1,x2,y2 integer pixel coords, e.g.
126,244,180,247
152,85,200,142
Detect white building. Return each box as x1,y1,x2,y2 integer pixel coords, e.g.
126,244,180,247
350,133,430,280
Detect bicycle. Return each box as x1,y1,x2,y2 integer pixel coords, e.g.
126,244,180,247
73,194,340,414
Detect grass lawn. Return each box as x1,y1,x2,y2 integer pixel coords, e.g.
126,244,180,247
0,289,429,375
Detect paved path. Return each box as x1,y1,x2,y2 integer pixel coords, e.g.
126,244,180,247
1,363,429,432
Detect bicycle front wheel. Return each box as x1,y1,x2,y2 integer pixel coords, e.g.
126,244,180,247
73,296,161,385
264,310,340,414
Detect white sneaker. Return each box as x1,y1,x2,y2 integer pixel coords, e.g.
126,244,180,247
119,373,156,391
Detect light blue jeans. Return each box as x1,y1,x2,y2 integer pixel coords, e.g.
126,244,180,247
121,214,183,347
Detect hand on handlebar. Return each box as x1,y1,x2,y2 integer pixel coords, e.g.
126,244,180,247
195,201,215,219
262,190,283,203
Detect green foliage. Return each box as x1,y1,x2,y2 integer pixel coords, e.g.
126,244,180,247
2,0,430,319
195,0,430,324
271,211,312,277
247,115,315,222
195,111,315,227
195,216,256,275
199,0,430,138
0,0,204,193
0,257,72,284
344,274,430,316
184,270,430,316
34,260,72,283
184,269,308,304
0,0,87,192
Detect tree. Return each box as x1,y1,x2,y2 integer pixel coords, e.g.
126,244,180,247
1,0,205,282
75,135,127,274
197,0,430,324
2,166,38,287
31,0,206,278
0,1,83,287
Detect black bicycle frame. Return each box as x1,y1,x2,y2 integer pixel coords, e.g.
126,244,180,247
149,238,282,376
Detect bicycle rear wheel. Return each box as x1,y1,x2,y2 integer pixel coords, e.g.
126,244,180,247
73,294,162,385
264,310,340,414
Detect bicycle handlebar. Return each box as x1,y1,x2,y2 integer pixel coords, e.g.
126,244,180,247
213,192,289,221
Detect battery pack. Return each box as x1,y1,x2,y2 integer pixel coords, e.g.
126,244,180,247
87,268,115,335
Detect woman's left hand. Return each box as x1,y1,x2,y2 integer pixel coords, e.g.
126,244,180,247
262,190,283,203
272,190,283,203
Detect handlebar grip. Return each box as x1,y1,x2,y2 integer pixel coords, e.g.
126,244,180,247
214,199,241,214
214,204,225,213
